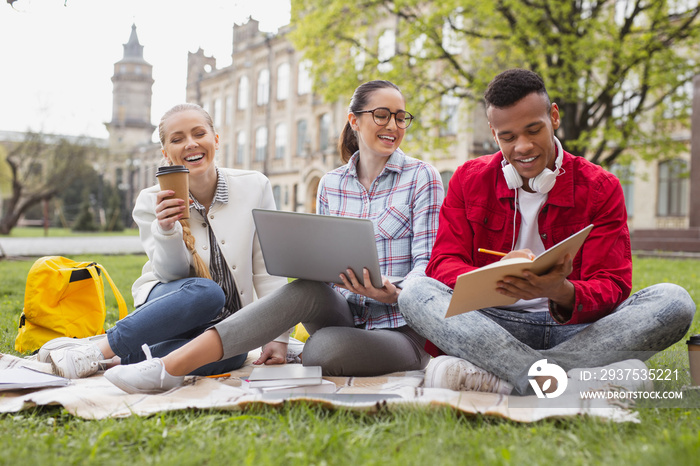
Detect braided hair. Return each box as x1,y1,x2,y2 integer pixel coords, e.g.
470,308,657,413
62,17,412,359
158,103,213,280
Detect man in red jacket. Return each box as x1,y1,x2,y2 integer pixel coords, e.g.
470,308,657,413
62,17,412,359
398,69,695,396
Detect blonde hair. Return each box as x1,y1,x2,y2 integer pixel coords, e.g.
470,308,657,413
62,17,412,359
181,219,211,279
159,103,215,280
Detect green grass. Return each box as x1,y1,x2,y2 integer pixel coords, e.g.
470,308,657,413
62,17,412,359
2,227,139,238
0,255,699,465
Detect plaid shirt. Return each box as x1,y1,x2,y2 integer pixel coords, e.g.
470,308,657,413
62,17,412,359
317,150,444,329
190,168,242,321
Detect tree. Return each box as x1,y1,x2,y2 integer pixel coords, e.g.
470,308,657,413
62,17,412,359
104,187,125,232
0,132,94,235
56,162,103,226
290,0,700,166
72,188,99,232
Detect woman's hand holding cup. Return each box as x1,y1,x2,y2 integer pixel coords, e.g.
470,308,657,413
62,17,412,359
155,190,187,231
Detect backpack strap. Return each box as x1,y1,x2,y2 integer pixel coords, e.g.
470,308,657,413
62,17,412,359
90,264,128,320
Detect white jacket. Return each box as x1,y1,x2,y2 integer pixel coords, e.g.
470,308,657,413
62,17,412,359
131,168,290,342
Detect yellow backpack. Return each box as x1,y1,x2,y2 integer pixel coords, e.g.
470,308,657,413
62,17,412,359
14,256,128,353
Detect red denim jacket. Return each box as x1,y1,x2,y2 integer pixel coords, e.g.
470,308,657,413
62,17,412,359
426,150,632,330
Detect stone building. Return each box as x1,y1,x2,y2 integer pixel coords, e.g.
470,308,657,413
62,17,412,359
185,20,344,213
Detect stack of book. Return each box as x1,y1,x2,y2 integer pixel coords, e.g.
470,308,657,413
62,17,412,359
243,365,336,395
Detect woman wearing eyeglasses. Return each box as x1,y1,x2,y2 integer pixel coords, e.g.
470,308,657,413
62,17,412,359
104,80,444,393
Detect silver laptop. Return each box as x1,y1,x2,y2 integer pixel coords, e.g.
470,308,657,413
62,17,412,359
252,209,386,288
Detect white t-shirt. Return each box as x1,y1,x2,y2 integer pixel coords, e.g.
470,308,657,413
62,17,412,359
499,188,549,313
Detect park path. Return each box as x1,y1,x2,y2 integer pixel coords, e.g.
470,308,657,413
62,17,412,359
2,235,698,260
0,236,144,258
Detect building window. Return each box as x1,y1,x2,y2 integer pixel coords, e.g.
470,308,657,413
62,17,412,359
296,119,308,156
440,93,460,136
610,163,635,217
257,69,270,106
440,170,454,192
275,123,287,159
236,131,246,165
116,167,124,188
237,76,249,110
377,29,396,73
319,113,331,152
277,63,290,101
213,98,222,128
222,143,230,167
298,60,312,95
272,185,282,210
225,96,234,125
657,159,688,217
255,126,268,162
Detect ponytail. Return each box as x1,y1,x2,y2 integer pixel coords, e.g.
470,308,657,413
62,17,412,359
338,121,359,164
180,219,212,279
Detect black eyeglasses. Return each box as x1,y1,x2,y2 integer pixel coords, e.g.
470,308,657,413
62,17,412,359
355,107,414,129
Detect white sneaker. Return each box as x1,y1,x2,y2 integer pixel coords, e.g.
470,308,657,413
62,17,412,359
50,343,107,379
38,334,107,363
424,355,513,394
567,359,654,392
104,344,184,394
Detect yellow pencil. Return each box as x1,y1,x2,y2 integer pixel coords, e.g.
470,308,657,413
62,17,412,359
206,373,231,378
477,248,507,257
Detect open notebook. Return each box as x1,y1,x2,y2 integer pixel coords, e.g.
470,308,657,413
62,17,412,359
446,224,594,317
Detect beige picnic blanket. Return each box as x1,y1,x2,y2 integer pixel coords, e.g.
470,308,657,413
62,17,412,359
0,350,638,423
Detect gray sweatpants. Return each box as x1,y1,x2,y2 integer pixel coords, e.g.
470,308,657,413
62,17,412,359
213,279,429,376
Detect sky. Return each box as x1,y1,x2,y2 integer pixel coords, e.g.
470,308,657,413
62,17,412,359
0,0,291,140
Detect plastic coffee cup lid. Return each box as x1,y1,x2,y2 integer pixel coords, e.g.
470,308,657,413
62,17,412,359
687,335,700,345
156,165,189,176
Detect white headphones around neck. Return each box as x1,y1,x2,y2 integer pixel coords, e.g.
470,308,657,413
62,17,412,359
501,136,564,193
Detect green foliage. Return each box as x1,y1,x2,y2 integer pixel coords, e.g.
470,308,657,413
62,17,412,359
0,132,106,235
104,189,125,232
0,144,10,198
57,162,101,224
290,0,700,165
72,189,99,232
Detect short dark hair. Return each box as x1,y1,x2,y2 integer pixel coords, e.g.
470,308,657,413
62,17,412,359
484,69,550,109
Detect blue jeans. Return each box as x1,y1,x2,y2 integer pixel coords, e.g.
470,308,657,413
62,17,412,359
107,278,247,376
398,277,696,394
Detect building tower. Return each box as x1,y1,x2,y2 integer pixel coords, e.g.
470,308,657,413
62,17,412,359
104,24,157,227
105,24,156,151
